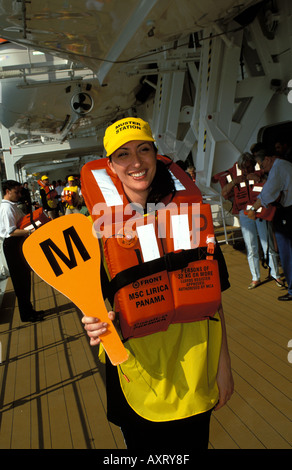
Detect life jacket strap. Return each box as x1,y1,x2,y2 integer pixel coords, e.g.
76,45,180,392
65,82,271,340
107,246,209,305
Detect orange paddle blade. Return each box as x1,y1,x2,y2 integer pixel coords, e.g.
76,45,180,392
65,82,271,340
22,213,128,366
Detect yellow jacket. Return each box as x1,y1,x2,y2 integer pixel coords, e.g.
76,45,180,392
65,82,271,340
115,316,222,421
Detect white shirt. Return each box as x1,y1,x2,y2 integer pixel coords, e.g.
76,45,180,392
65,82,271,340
55,185,64,197
259,158,292,208
0,199,24,238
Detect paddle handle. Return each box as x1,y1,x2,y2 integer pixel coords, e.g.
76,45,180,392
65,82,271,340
82,301,128,366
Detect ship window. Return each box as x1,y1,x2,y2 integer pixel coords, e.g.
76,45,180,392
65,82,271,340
258,121,292,149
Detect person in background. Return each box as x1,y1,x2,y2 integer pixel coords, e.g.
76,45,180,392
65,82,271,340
274,137,292,162
61,176,82,214
39,175,59,219
18,182,32,215
220,152,282,289
186,165,196,182
247,152,292,301
55,179,65,215
250,142,266,157
0,180,44,322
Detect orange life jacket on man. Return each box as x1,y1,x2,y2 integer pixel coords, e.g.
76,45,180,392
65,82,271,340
81,155,222,339
38,179,58,208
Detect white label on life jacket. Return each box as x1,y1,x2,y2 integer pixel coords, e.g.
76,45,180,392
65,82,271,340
226,175,232,183
169,171,186,191
24,221,42,230
236,164,242,176
136,224,160,262
91,169,123,207
171,214,191,251
252,186,263,193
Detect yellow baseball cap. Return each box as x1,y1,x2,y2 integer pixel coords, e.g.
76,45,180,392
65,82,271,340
103,117,155,157
68,176,75,181
41,175,49,181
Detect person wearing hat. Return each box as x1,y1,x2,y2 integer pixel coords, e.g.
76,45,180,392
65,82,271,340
39,175,59,219
61,176,82,214
81,117,234,450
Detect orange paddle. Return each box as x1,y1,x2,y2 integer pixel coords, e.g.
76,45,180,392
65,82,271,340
22,213,128,365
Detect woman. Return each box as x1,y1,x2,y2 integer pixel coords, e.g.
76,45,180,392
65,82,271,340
221,152,282,289
81,117,234,450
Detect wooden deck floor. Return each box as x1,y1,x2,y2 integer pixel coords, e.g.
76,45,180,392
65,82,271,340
0,243,291,450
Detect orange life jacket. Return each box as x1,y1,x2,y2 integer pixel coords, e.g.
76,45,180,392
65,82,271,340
214,163,275,220
62,187,79,207
62,189,74,206
17,207,51,230
81,155,222,339
38,179,58,203
246,180,276,221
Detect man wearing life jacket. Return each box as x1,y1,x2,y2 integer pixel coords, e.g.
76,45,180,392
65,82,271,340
39,175,59,219
61,176,82,214
216,152,282,290
81,117,234,450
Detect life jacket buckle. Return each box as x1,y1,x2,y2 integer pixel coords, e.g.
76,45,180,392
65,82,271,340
117,228,138,248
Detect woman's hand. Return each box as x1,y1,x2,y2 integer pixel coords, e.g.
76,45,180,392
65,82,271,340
214,350,234,411
214,305,234,411
82,311,115,346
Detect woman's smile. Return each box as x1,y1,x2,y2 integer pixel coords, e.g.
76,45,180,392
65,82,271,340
129,169,147,179
108,140,157,206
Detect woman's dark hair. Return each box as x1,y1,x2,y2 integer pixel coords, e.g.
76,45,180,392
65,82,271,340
146,158,176,204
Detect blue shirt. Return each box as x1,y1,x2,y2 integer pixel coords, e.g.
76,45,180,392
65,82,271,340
259,159,292,208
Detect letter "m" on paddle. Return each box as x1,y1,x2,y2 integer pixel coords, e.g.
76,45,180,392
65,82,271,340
40,226,91,276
